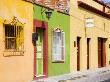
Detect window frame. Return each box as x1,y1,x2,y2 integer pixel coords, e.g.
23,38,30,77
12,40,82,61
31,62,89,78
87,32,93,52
4,24,24,51
52,28,65,63
3,24,24,57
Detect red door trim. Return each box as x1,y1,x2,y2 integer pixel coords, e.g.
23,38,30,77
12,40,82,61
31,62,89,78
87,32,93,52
33,19,48,80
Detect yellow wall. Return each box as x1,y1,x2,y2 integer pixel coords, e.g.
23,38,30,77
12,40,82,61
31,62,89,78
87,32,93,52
0,0,33,82
70,0,110,72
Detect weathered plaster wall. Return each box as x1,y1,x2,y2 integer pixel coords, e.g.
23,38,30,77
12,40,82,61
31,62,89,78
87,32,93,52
33,5,70,76
70,0,110,72
0,0,33,82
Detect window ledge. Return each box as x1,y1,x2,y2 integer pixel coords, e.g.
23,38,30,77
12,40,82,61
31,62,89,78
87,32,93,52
3,50,24,57
52,60,64,63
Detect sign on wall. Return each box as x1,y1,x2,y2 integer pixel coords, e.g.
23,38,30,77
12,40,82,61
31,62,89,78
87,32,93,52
85,18,94,28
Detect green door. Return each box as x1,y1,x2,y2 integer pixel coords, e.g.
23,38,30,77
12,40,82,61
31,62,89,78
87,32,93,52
36,29,43,76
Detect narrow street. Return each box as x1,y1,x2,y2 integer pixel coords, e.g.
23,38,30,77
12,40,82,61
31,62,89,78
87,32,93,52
101,79,110,82
34,67,110,82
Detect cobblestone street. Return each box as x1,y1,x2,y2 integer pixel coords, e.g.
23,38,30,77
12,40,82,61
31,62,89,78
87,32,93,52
101,79,110,82
33,67,110,82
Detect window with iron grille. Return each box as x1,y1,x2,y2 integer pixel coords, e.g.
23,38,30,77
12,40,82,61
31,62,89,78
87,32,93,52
52,28,65,62
4,24,24,51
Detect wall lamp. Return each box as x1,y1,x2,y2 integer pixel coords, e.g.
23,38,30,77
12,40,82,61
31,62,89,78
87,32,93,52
45,9,52,19
41,8,52,20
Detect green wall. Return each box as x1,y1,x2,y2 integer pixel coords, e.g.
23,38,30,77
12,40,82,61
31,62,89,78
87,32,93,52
33,4,70,76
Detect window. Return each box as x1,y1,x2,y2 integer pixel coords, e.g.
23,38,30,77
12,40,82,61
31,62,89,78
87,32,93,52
52,28,65,62
5,24,24,51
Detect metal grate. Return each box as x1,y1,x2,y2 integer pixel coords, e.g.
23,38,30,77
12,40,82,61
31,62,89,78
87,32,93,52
5,24,24,52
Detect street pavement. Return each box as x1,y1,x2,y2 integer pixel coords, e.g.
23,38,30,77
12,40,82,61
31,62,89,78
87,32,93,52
31,67,110,82
101,79,110,82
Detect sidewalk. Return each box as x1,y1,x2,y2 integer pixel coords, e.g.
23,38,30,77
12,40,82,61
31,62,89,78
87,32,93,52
32,67,110,82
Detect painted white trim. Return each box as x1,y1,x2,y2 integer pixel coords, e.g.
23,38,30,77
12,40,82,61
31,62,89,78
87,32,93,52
52,28,65,62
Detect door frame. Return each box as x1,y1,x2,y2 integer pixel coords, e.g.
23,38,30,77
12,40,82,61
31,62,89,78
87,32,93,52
33,19,48,79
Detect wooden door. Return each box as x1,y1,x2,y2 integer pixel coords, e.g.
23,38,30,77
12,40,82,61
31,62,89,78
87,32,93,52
36,29,44,76
33,20,48,79
98,38,102,68
77,37,80,71
98,38,106,68
87,38,90,69
102,39,106,67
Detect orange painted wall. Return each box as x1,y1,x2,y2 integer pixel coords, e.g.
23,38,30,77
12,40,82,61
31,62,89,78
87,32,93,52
0,0,33,82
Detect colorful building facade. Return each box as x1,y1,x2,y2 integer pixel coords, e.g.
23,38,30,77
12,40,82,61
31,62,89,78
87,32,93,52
70,0,110,72
0,0,70,82
1,0,110,82
33,3,70,78
0,0,33,82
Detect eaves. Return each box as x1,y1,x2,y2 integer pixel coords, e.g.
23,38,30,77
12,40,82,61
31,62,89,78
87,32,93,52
23,0,70,16
78,1,110,19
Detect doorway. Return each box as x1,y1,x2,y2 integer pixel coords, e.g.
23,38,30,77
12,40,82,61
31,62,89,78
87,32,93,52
33,19,48,79
77,37,81,71
98,38,106,68
87,38,90,69
36,28,44,76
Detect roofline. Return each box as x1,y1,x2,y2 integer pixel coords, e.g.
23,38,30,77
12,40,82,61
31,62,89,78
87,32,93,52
93,0,110,9
23,0,70,16
78,1,110,19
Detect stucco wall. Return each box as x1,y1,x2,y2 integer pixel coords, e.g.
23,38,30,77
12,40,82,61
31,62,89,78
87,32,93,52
0,0,33,82
72,0,103,11
33,5,70,76
70,0,110,72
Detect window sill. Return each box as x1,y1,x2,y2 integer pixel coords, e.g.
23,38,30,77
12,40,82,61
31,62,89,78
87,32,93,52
3,50,24,57
52,60,64,63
